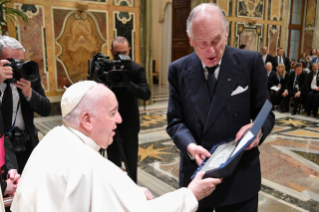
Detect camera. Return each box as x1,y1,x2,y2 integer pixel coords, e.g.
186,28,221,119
8,127,29,152
88,52,131,88
4,58,39,83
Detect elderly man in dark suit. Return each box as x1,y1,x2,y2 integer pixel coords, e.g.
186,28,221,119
281,64,308,115
166,3,275,212
0,36,51,174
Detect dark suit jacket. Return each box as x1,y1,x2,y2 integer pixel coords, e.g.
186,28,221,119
273,73,288,93
17,77,51,149
272,55,290,73
262,54,273,66
267,70,277,91
167,46,275,207
310,57,319,68
112,61,150,135
285,71,309,96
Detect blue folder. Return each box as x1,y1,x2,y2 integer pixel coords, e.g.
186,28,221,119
191,100,272,179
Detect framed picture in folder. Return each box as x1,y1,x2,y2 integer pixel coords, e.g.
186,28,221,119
191,100,273,179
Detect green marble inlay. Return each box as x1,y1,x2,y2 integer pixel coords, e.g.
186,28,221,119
292,150,319,165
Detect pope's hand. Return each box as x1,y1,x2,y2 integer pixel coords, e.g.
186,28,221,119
139,186,154,200
187,171,222,201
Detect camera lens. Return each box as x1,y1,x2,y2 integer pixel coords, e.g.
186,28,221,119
20,61,39,82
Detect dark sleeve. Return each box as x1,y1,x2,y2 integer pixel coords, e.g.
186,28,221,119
250,53,275,144
1,181,6,196
279,75,288,93
166,64,197,159
4,137,18,171
127,64,151,100
29,77,51,116
286,74,294,92
285,58,290,72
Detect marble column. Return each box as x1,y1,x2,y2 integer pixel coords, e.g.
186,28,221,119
140,0,153,105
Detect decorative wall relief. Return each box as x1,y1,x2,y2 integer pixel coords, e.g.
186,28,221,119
235,22,263,51
114,11,135,60
114,0,134,7
15,4,49,91
85,0,107,2
268,0,283,21
54,9,107,89
267,25,281,56
303,30,314,55
305,0,317,27
237,0,264,19
215,0,233,16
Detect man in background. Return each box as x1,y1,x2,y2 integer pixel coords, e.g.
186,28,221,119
273,47,290,73
0,36,51,174
107,36,151,183
261,46,273,66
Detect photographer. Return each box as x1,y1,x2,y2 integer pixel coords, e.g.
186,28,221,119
106,36,151,183
0,36,51,174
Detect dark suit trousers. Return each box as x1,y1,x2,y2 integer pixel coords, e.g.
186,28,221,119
197,194,258,212
282,93,306,112
107,133,138,183
270,90,283,106
306,90,319,116
15,140,33,174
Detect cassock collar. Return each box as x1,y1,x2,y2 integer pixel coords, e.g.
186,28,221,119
63,125,101,152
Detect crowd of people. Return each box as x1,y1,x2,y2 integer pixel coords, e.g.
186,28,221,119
262,47,319,116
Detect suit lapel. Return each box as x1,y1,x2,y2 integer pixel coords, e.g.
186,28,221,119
203,46,240,136
185,54,211,127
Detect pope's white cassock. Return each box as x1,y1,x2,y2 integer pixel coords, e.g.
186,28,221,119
11,125,197,212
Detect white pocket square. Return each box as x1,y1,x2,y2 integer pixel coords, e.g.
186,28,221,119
231,85,248,96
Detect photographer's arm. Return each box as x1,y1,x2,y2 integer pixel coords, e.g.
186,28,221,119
127,65,151,100
28,77,51,116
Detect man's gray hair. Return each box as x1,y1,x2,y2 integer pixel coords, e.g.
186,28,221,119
186,3,227,38
0,36,25,56
265,62,272,67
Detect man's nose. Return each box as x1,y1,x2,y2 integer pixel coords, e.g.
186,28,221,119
117,113,123,124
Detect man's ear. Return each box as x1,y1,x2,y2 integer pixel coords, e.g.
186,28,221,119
81,111,93,132
188,36,194,47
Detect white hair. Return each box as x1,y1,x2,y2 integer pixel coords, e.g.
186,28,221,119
186,3,227,38
0,36,25,56
265,62,272,67
63,84,106,127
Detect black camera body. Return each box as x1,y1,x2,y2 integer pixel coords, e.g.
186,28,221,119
88,53,131,88
4,58,39,83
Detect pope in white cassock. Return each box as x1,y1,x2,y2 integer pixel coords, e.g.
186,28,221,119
11,81,222,212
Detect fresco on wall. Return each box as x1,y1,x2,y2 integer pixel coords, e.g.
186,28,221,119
114,0,134,7
237,0,264,19
15,4,49,91
267,25,281,56
54,10,107,89
305,0,317,27
268,0,283,21
303,30,314,55
114,11,135,60
235,22,263,52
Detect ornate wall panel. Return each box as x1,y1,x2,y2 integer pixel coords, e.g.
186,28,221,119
53,9,107,90
235,22,263,52
114,0,134,7
237,0,264,19
305,0,317,27
303,30,314,55
113,11,135,61
267,25,281,56
14,4,49,91
268,0,283,21
215,0,233,16
227,21,232,46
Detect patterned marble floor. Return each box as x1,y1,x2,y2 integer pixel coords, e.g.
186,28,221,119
34,85,319,211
